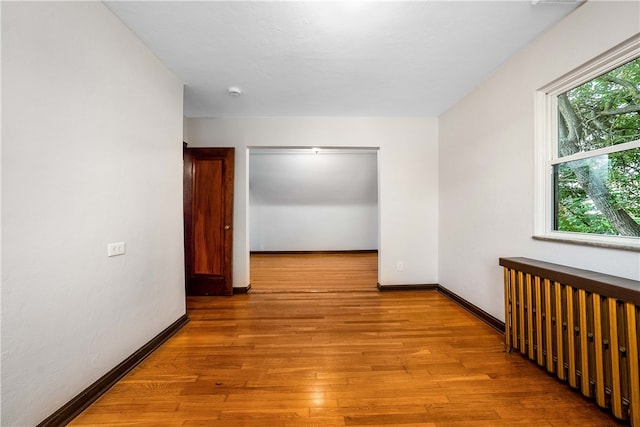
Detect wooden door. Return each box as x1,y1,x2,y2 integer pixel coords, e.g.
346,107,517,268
184,147,234,295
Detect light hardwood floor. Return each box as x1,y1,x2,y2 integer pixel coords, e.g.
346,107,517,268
68,254,619,426
250,252,378,292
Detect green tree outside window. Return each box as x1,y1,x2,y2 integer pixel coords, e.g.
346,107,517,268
555,57,640,237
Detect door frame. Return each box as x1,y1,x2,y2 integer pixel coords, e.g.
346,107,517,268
246,146,380,288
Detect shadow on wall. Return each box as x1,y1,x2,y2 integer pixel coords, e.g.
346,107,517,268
249,147,379,252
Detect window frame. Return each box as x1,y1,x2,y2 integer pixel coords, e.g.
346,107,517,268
533,35,640,251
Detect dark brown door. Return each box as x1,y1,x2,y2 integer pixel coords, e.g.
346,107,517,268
184,147,234,295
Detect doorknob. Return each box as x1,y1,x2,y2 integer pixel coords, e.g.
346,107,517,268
224,225,231,230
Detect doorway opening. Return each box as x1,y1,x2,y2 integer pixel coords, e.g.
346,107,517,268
248,147,379,292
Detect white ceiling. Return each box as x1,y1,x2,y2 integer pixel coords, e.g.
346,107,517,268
105,1,582,118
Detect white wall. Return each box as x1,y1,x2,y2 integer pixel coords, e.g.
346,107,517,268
184,117,439,287
250,204,378,251
0,2,3,423
1,3,185,426
439,1,640,322
249,151,378,251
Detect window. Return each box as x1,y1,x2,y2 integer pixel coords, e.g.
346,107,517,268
535,36,640,251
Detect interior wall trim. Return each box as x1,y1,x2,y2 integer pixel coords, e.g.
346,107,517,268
377,283,505,333
377,283,439,292
250,250,378,255
37,314,189,427
233,284,252,294
436,285,505,333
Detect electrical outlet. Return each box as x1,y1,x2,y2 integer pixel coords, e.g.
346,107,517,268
107,242,126,257
396,261,404,271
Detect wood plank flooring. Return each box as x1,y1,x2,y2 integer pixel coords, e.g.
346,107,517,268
69,291,619,426
250,252,378,292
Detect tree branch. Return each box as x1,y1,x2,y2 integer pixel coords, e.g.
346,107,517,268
598,104,640,116
603,75,640,101
557,94,581,157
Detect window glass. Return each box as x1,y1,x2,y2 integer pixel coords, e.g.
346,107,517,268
552,56,640,238
554,148,640,236
558,57,640,156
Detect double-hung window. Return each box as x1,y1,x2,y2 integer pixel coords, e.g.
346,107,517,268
535,36,640,251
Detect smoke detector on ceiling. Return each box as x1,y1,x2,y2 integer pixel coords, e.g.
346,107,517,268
228,86,242,96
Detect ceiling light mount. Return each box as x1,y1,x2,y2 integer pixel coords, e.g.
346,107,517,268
228,86,242,97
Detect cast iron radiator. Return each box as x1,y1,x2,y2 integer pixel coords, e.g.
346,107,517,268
499,257,639,426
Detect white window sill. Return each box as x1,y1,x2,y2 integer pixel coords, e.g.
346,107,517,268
533,233,640,252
